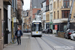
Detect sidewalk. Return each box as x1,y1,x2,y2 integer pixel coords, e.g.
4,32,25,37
3,36,30,50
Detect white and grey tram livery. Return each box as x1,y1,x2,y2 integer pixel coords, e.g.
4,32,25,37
31,20,42,37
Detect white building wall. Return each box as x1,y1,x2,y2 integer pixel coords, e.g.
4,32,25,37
41,1,46,29
43,2,46,12
45,23,46,29
43,12,46,20
8,5,11,44
8,5,11,32
42,2,46,20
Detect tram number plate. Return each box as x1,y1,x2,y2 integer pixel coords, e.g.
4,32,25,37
36,31,38,33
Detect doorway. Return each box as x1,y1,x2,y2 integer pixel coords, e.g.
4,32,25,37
4,9,8,44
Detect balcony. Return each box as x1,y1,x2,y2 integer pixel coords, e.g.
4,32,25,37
53,18,73,23
61,6,71,10
3,0,11,5
61,6,71,9
60,18,68,22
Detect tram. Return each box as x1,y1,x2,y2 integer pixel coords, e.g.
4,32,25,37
31,20,42,37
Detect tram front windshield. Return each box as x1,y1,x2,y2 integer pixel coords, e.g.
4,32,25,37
32,23,42,31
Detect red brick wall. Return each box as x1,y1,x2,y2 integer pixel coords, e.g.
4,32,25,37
32,8,41,19
46,0,49,6
17,0,22,18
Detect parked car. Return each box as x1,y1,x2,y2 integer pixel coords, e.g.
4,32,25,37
64,29,74,39
23,29,28,33
46,29,52,34
28,29,31,32
45,29,48,33
42,29,46,33
70,31,75,40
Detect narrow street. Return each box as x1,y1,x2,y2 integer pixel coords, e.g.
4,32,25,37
3,33,75,50
1,0,75,50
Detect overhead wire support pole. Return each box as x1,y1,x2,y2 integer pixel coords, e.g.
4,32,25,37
66,0,74,30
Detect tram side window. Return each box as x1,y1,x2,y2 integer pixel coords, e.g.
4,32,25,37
32,24,36,31
39,23,42,31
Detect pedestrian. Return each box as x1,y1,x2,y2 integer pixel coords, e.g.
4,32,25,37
15,27,23,45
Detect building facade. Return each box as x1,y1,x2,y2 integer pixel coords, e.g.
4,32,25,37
30,0,44,21
3,0,12,44
46,0,50,29
17,0,24,30
53,0,75,32
23,10,31,29
0,0,3,50
7,5,12,44
49,0,53,30
11,0,18,43
41,0,46,29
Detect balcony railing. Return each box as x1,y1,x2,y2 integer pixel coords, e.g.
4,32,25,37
61,6,71,9
3,0,11,5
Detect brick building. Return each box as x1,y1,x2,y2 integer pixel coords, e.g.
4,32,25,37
30,0,44,21
23,10,31,29
17,0,24,30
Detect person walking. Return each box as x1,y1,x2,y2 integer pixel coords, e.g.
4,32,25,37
15,27,23,45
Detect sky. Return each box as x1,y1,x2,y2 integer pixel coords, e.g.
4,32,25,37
23,0,30,10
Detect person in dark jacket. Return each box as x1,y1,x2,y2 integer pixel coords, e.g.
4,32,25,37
15,27,23,45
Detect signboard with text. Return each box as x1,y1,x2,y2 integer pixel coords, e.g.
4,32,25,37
55,25,58,30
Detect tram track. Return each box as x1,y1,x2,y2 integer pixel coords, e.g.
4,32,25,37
41,38,56,50
45,36,74,46
35,37,43,50
35,37,56,50
44,36,75,50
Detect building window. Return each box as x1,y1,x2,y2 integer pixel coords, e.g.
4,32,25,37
46,14,49,21
63,0,69,8
62,10,70,18
46,5,49,11
49,0,51,2
44,6,46,12
50,4,52,10
50,13,53,21
54,12,55,19
41,3,43,8
57,11,59,19
57,0,59,8
54,2,55,9
12,0,14,8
